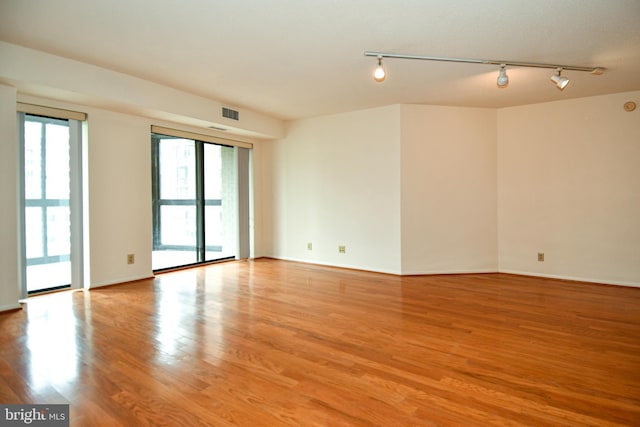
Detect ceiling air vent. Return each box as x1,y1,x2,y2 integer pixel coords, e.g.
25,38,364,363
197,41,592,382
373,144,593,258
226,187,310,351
222,107,239,121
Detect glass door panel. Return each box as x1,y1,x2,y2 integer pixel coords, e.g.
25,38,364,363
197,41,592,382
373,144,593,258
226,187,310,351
24,116,72,293
204,144,237,260
46,206,71,256
153,138,198,270
204,205,222,259
25,207,44,258
204,143,230,262
159,139,196,200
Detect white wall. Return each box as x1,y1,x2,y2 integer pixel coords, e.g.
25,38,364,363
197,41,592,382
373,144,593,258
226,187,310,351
0,41,283,139
400,105,497,274
262,104,497,275
262,105,403,274
84,108,154,287
0,85,20,311
498,91,640,286
251,140,267,258
264,95,638,286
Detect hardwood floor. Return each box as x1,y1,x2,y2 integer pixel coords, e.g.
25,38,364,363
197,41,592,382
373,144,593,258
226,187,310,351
1,258,639,426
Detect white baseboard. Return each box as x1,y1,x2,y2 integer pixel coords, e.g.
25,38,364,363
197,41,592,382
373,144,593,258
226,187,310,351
88,274,154,289
0,303,22,312
498,269,640,288
265,257,499,277
267,256,403,275
401,268,498,276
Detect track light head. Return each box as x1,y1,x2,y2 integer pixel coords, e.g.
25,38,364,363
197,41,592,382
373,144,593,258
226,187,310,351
550,68,569,90
373,55,386,82
497,64,509,88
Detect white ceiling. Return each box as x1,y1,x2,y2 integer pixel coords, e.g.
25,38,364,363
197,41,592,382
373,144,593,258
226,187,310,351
1,0,639,120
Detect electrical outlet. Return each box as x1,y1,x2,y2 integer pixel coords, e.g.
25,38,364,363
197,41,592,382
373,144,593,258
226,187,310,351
338,245,346,254
537,252,544,262
307,242,313,250
127,253,135,264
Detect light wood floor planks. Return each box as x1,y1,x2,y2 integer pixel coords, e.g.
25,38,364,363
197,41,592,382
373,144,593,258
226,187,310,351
1,258,639,426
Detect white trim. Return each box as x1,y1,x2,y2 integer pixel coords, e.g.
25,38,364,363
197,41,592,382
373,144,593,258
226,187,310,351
267,257,500,276
17,112,27,300
236,147,251,259
0,303,22,312
269,256,403,275
260,259,639,287
498,269,640,288
17,102,86,121
151,125,253,149
69,119,84,290
401,269,498,276
88,275,154,289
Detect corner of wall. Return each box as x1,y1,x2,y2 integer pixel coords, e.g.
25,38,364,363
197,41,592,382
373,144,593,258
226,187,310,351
496,91,640,286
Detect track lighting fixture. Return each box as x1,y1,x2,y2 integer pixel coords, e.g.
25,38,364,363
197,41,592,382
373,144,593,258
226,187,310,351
550,68,570,90
497,64,509,88
373,55,386,82
365,51,604,89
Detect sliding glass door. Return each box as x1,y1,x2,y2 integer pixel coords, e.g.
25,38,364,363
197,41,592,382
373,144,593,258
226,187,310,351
151,134,237,270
